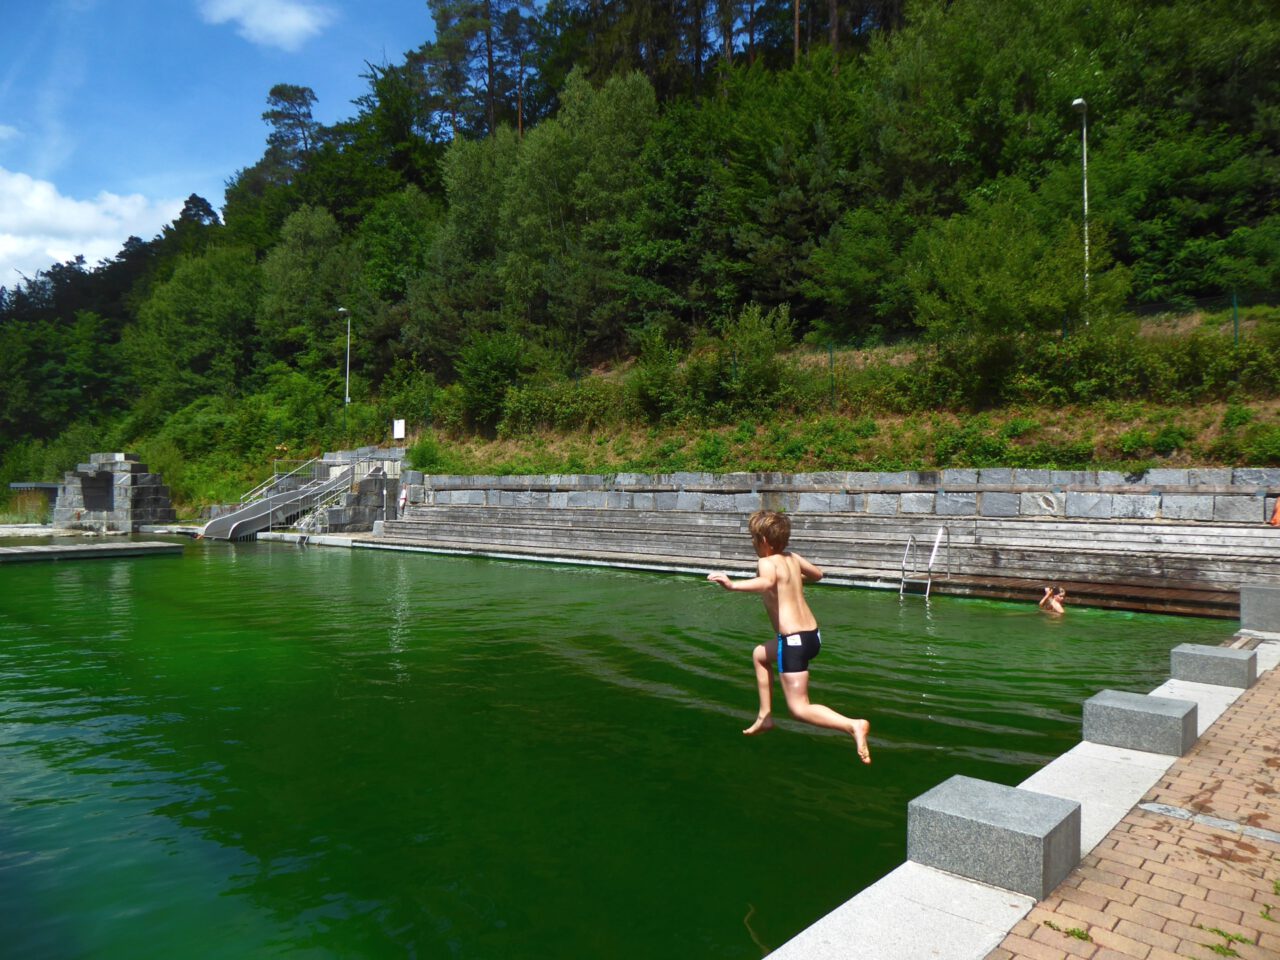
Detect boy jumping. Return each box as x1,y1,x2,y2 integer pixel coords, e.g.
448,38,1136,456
707,510,871,764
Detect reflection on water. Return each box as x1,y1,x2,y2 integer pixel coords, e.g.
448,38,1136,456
0,543,1229,959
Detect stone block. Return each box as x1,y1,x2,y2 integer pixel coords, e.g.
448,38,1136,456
1050,471,1091,486
1019,492,1064,517
1188,468,1232,486
604,492,633,510
549,492,569,509
1082,690,1197,756
935,492,976,516
877,472,916,487
1144,468,1189,486
1095,471,1131,486
1012,469,1053,485
1065,492,1113,519
901,492,936,514
653,492,679,511
831,493,863,513
940,469,979,485
675,492,702,511
1234,468,1280,487
977,468,1013,486
701,493,736,511
1111,494,1159,519
566,491,603,508
1162,495,1213,521
733,493,760,513
866,493,899,516
632,492,656,511
1170,644,1257,689
797,493,832,513
980,492,1019,517
1240,584,1280,633
907,775,1080,900
1213,495,1263,523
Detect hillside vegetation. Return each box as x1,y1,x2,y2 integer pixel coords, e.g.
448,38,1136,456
1,0,1277,514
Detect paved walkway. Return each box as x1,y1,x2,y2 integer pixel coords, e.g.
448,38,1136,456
988,656,1280,960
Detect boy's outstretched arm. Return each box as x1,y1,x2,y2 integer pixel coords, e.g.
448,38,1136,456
707,559,777,593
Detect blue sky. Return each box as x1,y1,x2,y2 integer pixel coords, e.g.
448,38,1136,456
0,0,435,288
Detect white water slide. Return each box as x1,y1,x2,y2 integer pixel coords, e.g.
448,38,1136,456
201,462,353,541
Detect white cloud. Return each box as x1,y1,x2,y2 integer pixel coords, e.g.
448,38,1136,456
0,167,183,288
0,124,20,143
198,0,335,52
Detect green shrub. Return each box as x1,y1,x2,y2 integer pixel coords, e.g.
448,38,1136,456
456,331,530,433
1151,423,1194,456
682,303,795,419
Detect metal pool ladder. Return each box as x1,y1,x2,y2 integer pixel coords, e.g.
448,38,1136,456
900,525,951,599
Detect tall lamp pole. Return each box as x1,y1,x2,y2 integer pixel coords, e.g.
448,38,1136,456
338,307,351,443
1072,97,1090,322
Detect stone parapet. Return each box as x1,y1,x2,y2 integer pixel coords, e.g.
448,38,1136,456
399,468,1280,523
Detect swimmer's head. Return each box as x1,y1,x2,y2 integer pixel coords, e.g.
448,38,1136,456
749,510,790,552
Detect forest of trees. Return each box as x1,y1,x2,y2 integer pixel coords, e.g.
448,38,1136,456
1,0,1278,497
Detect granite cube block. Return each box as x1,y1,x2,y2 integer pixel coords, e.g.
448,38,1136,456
798,493,832,513
1083,690,1197,756
1170,644,1257,689
1239,584,1280,633
907,775,1081,899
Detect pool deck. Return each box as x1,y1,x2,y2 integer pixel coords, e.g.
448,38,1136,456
0,540,184,563
987,638,1280,960
766,636,1280,960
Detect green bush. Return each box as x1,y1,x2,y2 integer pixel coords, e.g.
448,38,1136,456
682,303,795,419
455,331,530,433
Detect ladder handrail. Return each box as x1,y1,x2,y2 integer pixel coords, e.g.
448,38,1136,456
901,525,951,598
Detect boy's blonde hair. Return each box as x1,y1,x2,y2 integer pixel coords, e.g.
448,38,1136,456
749,510,791,551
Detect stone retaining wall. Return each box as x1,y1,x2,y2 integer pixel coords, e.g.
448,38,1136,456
397,467,1280,524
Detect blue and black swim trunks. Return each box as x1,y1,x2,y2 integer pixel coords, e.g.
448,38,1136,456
776,629,821,673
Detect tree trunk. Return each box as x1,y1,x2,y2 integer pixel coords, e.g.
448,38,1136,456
793,0,800,64
484,0,496,135
829,0,839,74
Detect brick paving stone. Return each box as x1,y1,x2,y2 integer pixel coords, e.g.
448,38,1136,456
985,651,1280,960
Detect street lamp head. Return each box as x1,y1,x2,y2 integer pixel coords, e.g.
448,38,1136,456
1072,97,1087,112
337,306,349,317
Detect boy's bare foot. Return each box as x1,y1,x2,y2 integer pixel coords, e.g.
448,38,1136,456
851,719,872,764
743,715,774,736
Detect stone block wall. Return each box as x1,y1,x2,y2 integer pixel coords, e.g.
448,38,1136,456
395,467,1280,523
52,452,177,532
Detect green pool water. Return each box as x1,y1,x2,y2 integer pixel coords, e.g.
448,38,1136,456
0,542,1229,959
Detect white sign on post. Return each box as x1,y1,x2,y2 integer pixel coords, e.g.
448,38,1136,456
393,419,406,440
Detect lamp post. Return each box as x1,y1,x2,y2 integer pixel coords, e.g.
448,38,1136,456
1072,97,1090,323
338,307,351,443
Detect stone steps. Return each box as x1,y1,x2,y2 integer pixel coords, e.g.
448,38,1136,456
375,504,1280,616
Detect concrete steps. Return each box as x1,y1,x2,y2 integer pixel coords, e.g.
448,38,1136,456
376,505,1280,617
